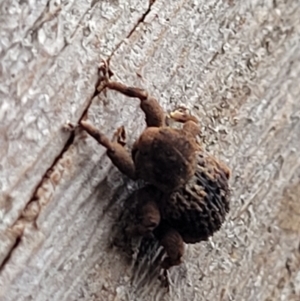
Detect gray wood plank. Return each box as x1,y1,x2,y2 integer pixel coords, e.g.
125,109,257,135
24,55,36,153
1,0,300,300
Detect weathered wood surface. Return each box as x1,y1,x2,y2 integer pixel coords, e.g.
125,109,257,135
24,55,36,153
1,0,300,300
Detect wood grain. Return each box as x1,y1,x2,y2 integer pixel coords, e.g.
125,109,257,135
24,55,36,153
0,0,300,300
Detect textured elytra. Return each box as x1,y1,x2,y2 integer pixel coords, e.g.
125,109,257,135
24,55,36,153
162,152,230,244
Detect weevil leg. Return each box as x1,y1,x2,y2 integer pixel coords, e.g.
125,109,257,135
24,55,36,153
80,120,136,180
112,125,126,146
126,186,162,237
169,106,201,138
154,223,184,269
98,60,165,127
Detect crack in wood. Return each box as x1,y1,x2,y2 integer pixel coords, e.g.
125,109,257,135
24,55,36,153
0,69,111,272
106,0,157,65
0,131,75,272
126,0,156,39
29,0,61,38
0,237,21,272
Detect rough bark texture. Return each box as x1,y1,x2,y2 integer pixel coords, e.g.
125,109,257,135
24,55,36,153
1,0,300,300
